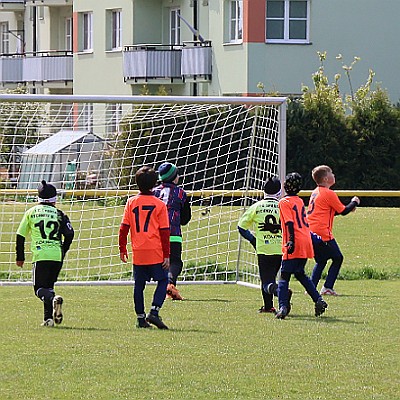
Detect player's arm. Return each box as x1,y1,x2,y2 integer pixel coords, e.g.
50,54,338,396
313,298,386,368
159,227,170,269
340,196,360,216
119,223,130,263
16,234,25,267
238,205,256,249
60,213,74,256
181,198,192,226
285,221,295,254
237,226,256,249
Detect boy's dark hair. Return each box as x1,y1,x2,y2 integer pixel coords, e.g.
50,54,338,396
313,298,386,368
135,166,157,193
284,172,302,195
312,165,332,184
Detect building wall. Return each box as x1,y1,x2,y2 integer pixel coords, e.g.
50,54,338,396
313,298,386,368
1,0,400,102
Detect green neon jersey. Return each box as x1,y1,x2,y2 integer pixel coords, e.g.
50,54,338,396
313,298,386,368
17,204,66,262
238,197,282,255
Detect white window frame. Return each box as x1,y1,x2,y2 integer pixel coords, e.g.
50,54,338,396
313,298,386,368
0,22,9,54
170,8,181,45
65,17,72,52
83,12,93,52
111,10,122,50
106,103,122,134
229,0,243,43
266,0,310,44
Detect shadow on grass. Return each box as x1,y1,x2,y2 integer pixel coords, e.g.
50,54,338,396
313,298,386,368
284,315,366,324
178,298,231,303
54,326,112,332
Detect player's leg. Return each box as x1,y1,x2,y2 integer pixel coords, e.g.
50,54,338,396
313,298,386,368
167,241,184,300
258,255,274,312
293,260,328,316
276,259,295,319
33,261,57,326
310,241,329,288
133,265,151,328
294,263,320,303
323,239,344,293
47,261,63,324
146,264,169,329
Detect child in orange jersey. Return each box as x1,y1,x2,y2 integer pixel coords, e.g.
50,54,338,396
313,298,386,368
307,165,360,296
276,172,328,319
119,166,170,329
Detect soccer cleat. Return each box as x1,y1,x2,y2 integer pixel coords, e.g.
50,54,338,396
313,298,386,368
146,313,169,330
137,318,152,328
258,306,276,314
320,286,339,296
52,295,64,325
315,298,328,317
41,318,54,327
275,306,288,319
286,288,293,316
166,283,183,300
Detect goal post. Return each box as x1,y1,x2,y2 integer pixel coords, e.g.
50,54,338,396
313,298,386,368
0,93,287,286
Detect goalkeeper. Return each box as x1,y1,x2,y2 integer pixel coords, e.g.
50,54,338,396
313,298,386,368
154,162,191,301
238,177,292,314
15,180,74,327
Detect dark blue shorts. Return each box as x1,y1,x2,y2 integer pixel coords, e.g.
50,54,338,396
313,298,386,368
281,258,308,274
133,263,168,283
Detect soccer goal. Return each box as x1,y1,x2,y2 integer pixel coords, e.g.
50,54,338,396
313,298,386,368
0,93,286,286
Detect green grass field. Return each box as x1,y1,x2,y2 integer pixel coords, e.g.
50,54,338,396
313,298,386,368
0,205,399,399
0,282,399,400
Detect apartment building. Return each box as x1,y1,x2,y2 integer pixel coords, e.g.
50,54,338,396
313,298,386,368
0,0,399,102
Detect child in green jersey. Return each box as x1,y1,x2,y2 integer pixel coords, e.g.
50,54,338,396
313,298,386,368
16,180,74,327
238,177,292,314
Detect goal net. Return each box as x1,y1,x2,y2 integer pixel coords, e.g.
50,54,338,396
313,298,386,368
0,93,286,286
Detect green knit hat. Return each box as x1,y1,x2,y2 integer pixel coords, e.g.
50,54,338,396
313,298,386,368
158,162,178,183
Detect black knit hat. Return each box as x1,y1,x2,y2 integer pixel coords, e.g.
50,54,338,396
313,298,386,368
263,177,281,195
38,180,57,203
158,162,178,183
284,172,302,195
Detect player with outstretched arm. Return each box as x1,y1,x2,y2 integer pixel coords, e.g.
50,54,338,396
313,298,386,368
307,165,360,296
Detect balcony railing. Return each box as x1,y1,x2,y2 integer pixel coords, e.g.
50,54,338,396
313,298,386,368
0,0,25,11
25,0,73,6
123,41,212,83
0,51,73,85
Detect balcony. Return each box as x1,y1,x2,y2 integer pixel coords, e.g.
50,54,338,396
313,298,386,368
123,41,212,84
0,0,25,11
0,51,73,87
26,0,73,6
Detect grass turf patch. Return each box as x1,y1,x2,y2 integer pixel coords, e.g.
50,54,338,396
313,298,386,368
0,282,399,399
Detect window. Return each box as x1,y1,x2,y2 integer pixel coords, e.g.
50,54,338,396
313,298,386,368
82,12,93,51
170,8,181,45
65,17,72,51
111,10,122,50
106,103,122,134
266,0,309,43
0,22,9,54
230,0,243,42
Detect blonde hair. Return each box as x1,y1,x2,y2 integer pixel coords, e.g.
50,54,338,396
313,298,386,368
312,165,332,184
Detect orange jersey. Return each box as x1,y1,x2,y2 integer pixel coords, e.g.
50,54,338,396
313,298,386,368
307,186,345,241
121,193,170,265
279,196,314,260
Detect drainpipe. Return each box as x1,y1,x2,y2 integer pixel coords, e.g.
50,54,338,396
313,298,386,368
192,0,198,96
